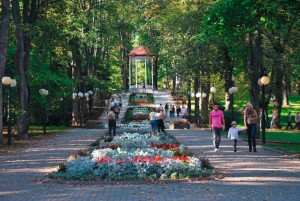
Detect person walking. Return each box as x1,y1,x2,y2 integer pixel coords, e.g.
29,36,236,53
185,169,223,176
286,111,293,130
181,107,187,118
149,108,157,136
228,121,246,152
172,105,175,117
155,110,165,135
244,102,258,152
107,107,116,137
293,112,300,130
209,103,225,152
169,105,174,118
164,103,169,118
142,81,146,93
176,105,181,117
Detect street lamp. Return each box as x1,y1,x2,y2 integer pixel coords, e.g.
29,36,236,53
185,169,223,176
210,85,216,103
258,76,270,144
2,77,17,145
39,88,49,135
229,86,238,120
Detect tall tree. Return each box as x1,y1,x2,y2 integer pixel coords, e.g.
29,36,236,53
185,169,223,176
0,0,10,143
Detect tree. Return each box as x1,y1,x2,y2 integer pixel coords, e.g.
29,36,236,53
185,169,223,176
0,0,10,143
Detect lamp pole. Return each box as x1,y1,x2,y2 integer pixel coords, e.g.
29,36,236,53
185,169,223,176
210,85,216,103
88,90,93,119
2,77,17,145
77,92,84,127
259,76,270,144
39,89,49,135
196,92,200,125
229,86,238,121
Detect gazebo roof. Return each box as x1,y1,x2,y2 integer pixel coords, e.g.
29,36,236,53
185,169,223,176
129,46,155,57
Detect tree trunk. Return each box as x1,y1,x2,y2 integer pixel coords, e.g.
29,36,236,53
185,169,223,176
0,0,10,143
172,60,177,91
119,26,129,89
12,0,29,139
219,44,233,111
153,56,159,90
247,31,262,138
202,84,209,125
272,47,285,129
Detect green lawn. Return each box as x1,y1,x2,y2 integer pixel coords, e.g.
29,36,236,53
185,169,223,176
264,129,300,143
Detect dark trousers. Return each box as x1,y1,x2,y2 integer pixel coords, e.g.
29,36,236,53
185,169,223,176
247,124,256,151
108,120,116,137
156,119,165,133
212,127,222,149
293,122,299,130
233,139,237,151
286,121,293,130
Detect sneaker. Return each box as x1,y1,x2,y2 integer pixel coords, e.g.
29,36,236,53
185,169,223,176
214,148,218,152
234,149,237,152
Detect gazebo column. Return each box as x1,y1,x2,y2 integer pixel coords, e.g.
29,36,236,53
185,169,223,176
135,60,138,88
151,58,154,90
129,60,131,88
144,59,147,86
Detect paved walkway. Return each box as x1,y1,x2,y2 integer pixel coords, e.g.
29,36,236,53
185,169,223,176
0,90,299,201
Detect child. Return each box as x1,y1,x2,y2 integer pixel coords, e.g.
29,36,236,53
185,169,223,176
228,121,246,152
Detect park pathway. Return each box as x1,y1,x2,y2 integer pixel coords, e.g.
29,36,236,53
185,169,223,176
0,90,299,201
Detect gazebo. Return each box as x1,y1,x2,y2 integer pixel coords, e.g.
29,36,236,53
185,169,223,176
128,46,155,90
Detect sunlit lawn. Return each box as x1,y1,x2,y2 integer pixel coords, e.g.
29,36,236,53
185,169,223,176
0,126,70,153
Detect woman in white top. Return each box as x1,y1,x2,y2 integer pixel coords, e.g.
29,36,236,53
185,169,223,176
149,108,157,136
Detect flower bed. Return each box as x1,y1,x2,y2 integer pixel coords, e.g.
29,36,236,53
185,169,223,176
118,120,151,134
132,107,150,120
135,94,148,104
51,133,213,181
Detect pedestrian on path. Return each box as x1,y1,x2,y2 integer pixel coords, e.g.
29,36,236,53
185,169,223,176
286,111,293,130
176,105,181,117
142,81,146,93
244,102,258,152
107,107,116,137
181,107,187,118
164,103,169,118
293,112,300,130
155,110,165,135
149,108,157,136
209,103,225,152
228,121,246,152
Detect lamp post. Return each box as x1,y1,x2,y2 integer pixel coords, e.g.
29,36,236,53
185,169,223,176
196,92,201,124
39,89,49,135
258,76,270,144
228,86,238,121
88,91,93,119
210,85,216,103
77,92,84,126
2,77,17,145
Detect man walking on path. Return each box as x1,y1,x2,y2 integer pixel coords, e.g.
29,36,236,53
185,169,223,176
209,103,225,152
107,107,116,137
294,112,300,130
286,111,293,130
